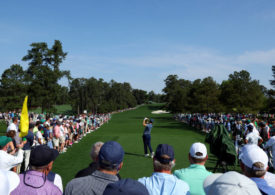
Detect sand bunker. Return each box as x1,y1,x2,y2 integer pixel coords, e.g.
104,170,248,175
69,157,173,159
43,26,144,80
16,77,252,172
151,110,169,114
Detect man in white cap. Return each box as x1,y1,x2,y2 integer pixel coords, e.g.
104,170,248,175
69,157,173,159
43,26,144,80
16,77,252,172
0,169,20,195
174,142,212,195
239,144,275,194
203,171,261,195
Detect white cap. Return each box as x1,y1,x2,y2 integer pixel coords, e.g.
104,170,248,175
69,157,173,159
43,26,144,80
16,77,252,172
0,169,20,195
189,142,207,159
203,171,261,195
239,144,268,170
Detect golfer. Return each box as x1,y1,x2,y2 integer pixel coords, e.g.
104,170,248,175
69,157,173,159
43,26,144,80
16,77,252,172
142,118,154,158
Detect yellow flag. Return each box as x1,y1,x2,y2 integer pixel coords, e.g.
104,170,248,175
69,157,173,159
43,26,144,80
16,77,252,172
19,96,29,138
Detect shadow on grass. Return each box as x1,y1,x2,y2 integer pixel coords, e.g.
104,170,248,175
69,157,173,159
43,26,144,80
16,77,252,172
125,152,145,158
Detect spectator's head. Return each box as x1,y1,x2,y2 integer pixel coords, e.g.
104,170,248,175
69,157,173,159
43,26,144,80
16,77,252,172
98,141,124,173
259,121,266,128
6,130,16,138
38,125,43,131
153,144,175,172
90,141,104,162
35,121,41,127
0,169,20,195
270,128,275,136
103,178,149,195
29,145,59,175
239,145,268,178
0,136,12,150
29,123,35,131
56,120,61,126
189,142,208,165
247,124,254,133
149,118,154,123
12,117,18,124
203,171,261,195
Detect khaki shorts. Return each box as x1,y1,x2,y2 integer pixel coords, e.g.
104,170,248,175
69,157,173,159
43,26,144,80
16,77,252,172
59,136,65,144
53,137,59,147
69,133,73,140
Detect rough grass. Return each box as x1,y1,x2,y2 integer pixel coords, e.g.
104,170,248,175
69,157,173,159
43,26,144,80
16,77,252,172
0,120,7,136
52,104,238,188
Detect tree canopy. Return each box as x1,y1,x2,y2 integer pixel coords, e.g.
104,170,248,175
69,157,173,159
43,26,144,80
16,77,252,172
163,70,266,114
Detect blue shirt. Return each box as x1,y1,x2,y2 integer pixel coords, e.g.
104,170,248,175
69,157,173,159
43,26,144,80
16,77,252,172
251,177,275,195
143,123,153,135
23,131,34,150
138,172,190,195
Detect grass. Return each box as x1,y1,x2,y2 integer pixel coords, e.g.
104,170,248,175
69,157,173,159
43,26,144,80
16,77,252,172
52,104,238,187
0,120,7,136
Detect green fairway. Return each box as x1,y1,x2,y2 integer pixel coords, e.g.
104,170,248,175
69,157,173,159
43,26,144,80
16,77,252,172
53,104,237,187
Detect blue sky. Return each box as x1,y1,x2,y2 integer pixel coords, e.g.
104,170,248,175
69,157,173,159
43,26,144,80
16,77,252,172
1,0,275,93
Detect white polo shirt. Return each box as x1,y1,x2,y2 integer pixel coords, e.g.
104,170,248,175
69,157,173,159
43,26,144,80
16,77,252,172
0,149,23,170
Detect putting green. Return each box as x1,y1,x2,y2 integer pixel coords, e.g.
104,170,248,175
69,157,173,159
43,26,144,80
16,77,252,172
52,104,226,187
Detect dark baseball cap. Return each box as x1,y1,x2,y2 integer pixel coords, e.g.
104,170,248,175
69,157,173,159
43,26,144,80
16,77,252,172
99,141,124,167
103,178,149,195
30,145,59,167
155,144,174,164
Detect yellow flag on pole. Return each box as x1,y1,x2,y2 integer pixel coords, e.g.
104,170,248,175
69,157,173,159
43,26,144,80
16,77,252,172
19,96,29,138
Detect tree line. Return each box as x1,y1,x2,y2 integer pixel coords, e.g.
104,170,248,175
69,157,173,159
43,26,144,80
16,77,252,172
0,40,161,113
163,69,275,114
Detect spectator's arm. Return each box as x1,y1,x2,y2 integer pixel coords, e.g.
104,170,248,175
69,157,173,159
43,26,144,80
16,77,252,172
264,138,275,149
7,141,16,155
258,138,263,145
6,148,24,168
38,138,42,145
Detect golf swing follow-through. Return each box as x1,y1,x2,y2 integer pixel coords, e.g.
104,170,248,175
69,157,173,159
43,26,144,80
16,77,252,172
142,117,154,158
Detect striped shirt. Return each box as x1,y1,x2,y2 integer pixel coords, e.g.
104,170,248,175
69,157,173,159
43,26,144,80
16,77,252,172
65,170,119,195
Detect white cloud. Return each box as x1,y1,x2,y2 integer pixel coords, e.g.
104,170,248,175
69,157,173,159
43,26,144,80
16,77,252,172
64,47,275,93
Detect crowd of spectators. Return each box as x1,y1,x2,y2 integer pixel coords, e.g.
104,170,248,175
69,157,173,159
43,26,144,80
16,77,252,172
1,111,275,194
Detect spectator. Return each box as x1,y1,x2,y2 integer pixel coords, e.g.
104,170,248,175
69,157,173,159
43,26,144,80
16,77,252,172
33,121,40,136
11,145,62,195
21,123,34,171
53,121,61,151
6,130,17,155
174,142,212,195
264,128,275,170
47,171,64,193
0,169,20,195
7,117,18,133
35,125,44,146
103,178,149,195
203,171,261,195
65,141,124,195
245,124,263,145
0,136,23,171
239,144,275,194
59,121,66,153
75,141,104,178
138,144,190,195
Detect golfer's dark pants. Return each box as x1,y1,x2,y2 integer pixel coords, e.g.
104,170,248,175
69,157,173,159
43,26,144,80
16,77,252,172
143,134,153,154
